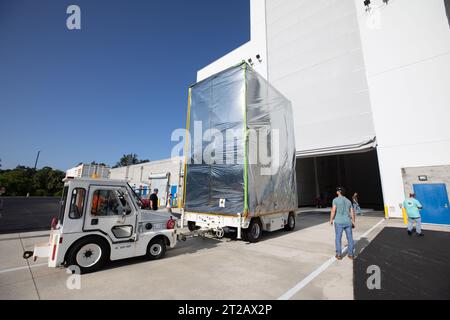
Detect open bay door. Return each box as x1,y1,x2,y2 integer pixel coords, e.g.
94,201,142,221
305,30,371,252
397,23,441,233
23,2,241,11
149,173,170,208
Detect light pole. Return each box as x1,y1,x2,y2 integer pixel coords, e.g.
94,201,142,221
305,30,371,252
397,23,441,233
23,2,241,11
27,151,40,198
33,151,41,171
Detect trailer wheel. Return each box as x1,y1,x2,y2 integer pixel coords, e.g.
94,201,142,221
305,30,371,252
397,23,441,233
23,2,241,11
66,237,109,274
146,238,167,260
284,212,296,231
244,218,263,243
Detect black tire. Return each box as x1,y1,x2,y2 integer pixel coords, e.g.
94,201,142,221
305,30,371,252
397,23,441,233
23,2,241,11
66,237,109,274
241,229,249,241
146,237,167,260
244,218,263,243
284,212,296,231
188,221,200,232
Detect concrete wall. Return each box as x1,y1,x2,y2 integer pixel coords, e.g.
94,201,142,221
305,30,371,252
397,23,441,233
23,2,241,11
354,0,450,217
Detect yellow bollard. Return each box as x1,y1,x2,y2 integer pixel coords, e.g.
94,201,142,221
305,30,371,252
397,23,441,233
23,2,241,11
402,207,408,225
384,205,389,219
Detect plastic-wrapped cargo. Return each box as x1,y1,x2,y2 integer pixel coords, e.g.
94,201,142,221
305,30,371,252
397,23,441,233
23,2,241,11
183,62,297,218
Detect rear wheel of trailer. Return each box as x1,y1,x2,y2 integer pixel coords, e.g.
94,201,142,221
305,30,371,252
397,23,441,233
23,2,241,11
66,236,109,274
284,212,296,231
243,218,263,243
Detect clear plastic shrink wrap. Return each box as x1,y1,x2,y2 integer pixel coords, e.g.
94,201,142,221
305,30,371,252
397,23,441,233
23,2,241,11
184,62,297,217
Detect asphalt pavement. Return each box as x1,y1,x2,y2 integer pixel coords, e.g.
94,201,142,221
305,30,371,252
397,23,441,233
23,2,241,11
0,197,60,234
354,227,450,300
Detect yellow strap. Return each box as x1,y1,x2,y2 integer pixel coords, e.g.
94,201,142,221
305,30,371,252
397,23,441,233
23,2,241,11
182,88,192,208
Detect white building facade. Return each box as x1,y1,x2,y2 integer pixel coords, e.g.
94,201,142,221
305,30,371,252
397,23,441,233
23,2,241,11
109,157,184,208
197,0,450,223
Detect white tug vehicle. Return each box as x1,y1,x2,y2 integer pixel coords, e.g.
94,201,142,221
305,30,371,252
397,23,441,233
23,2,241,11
24,174,178,274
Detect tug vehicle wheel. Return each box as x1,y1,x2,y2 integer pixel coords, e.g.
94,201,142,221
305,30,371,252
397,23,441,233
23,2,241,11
146,238,167,260
66,237,109,274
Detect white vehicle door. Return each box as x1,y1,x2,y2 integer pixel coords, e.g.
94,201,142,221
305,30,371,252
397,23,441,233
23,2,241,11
84,186,137,243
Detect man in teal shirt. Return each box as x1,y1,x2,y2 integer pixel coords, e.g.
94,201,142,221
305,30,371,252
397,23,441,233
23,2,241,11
330,187,356,260
403,193,424,237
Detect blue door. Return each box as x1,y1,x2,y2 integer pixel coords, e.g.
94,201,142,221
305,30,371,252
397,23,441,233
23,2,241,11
413,184,450,225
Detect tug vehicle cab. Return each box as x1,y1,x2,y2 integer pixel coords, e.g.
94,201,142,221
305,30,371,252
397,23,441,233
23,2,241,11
24,178,178,273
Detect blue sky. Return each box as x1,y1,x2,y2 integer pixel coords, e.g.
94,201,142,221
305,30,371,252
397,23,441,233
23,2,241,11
0,0,250,170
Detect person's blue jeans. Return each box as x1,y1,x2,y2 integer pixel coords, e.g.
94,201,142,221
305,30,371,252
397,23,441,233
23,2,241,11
335,223,355,257
353,203,362,215
407,217,422,234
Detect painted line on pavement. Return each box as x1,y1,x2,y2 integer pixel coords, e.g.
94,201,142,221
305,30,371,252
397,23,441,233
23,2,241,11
0,263,48,274
358,218,386,240
278,218,385,300
0,234,49,242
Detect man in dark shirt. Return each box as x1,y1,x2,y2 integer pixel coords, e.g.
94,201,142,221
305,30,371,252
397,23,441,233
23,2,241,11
149,188,159,211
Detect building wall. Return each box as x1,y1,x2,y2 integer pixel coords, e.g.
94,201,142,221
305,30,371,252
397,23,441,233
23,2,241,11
402,166,450,200
265,0,376,155
109,157,184,202
354,0,450,217
199,1,376,157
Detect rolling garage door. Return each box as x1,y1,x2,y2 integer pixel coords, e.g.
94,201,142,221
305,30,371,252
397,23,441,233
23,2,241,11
149,173,170,208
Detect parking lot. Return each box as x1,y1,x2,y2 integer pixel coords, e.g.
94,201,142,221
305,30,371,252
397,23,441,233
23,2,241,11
1,209,449,300
0,210,385,300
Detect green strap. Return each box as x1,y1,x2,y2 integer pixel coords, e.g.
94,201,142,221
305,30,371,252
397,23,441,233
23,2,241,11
243,64,249,213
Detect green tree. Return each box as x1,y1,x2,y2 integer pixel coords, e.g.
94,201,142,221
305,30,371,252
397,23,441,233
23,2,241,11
47,169,65,195
0,166,64,196
113,154,149,168
34,166,52,196
0,166,33,196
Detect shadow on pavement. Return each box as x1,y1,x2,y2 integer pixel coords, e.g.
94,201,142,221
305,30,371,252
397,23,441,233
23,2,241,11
100,236,223,272
354,227,450,300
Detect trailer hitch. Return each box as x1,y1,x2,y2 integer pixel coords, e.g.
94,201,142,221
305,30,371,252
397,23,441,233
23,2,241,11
23,251,33,260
